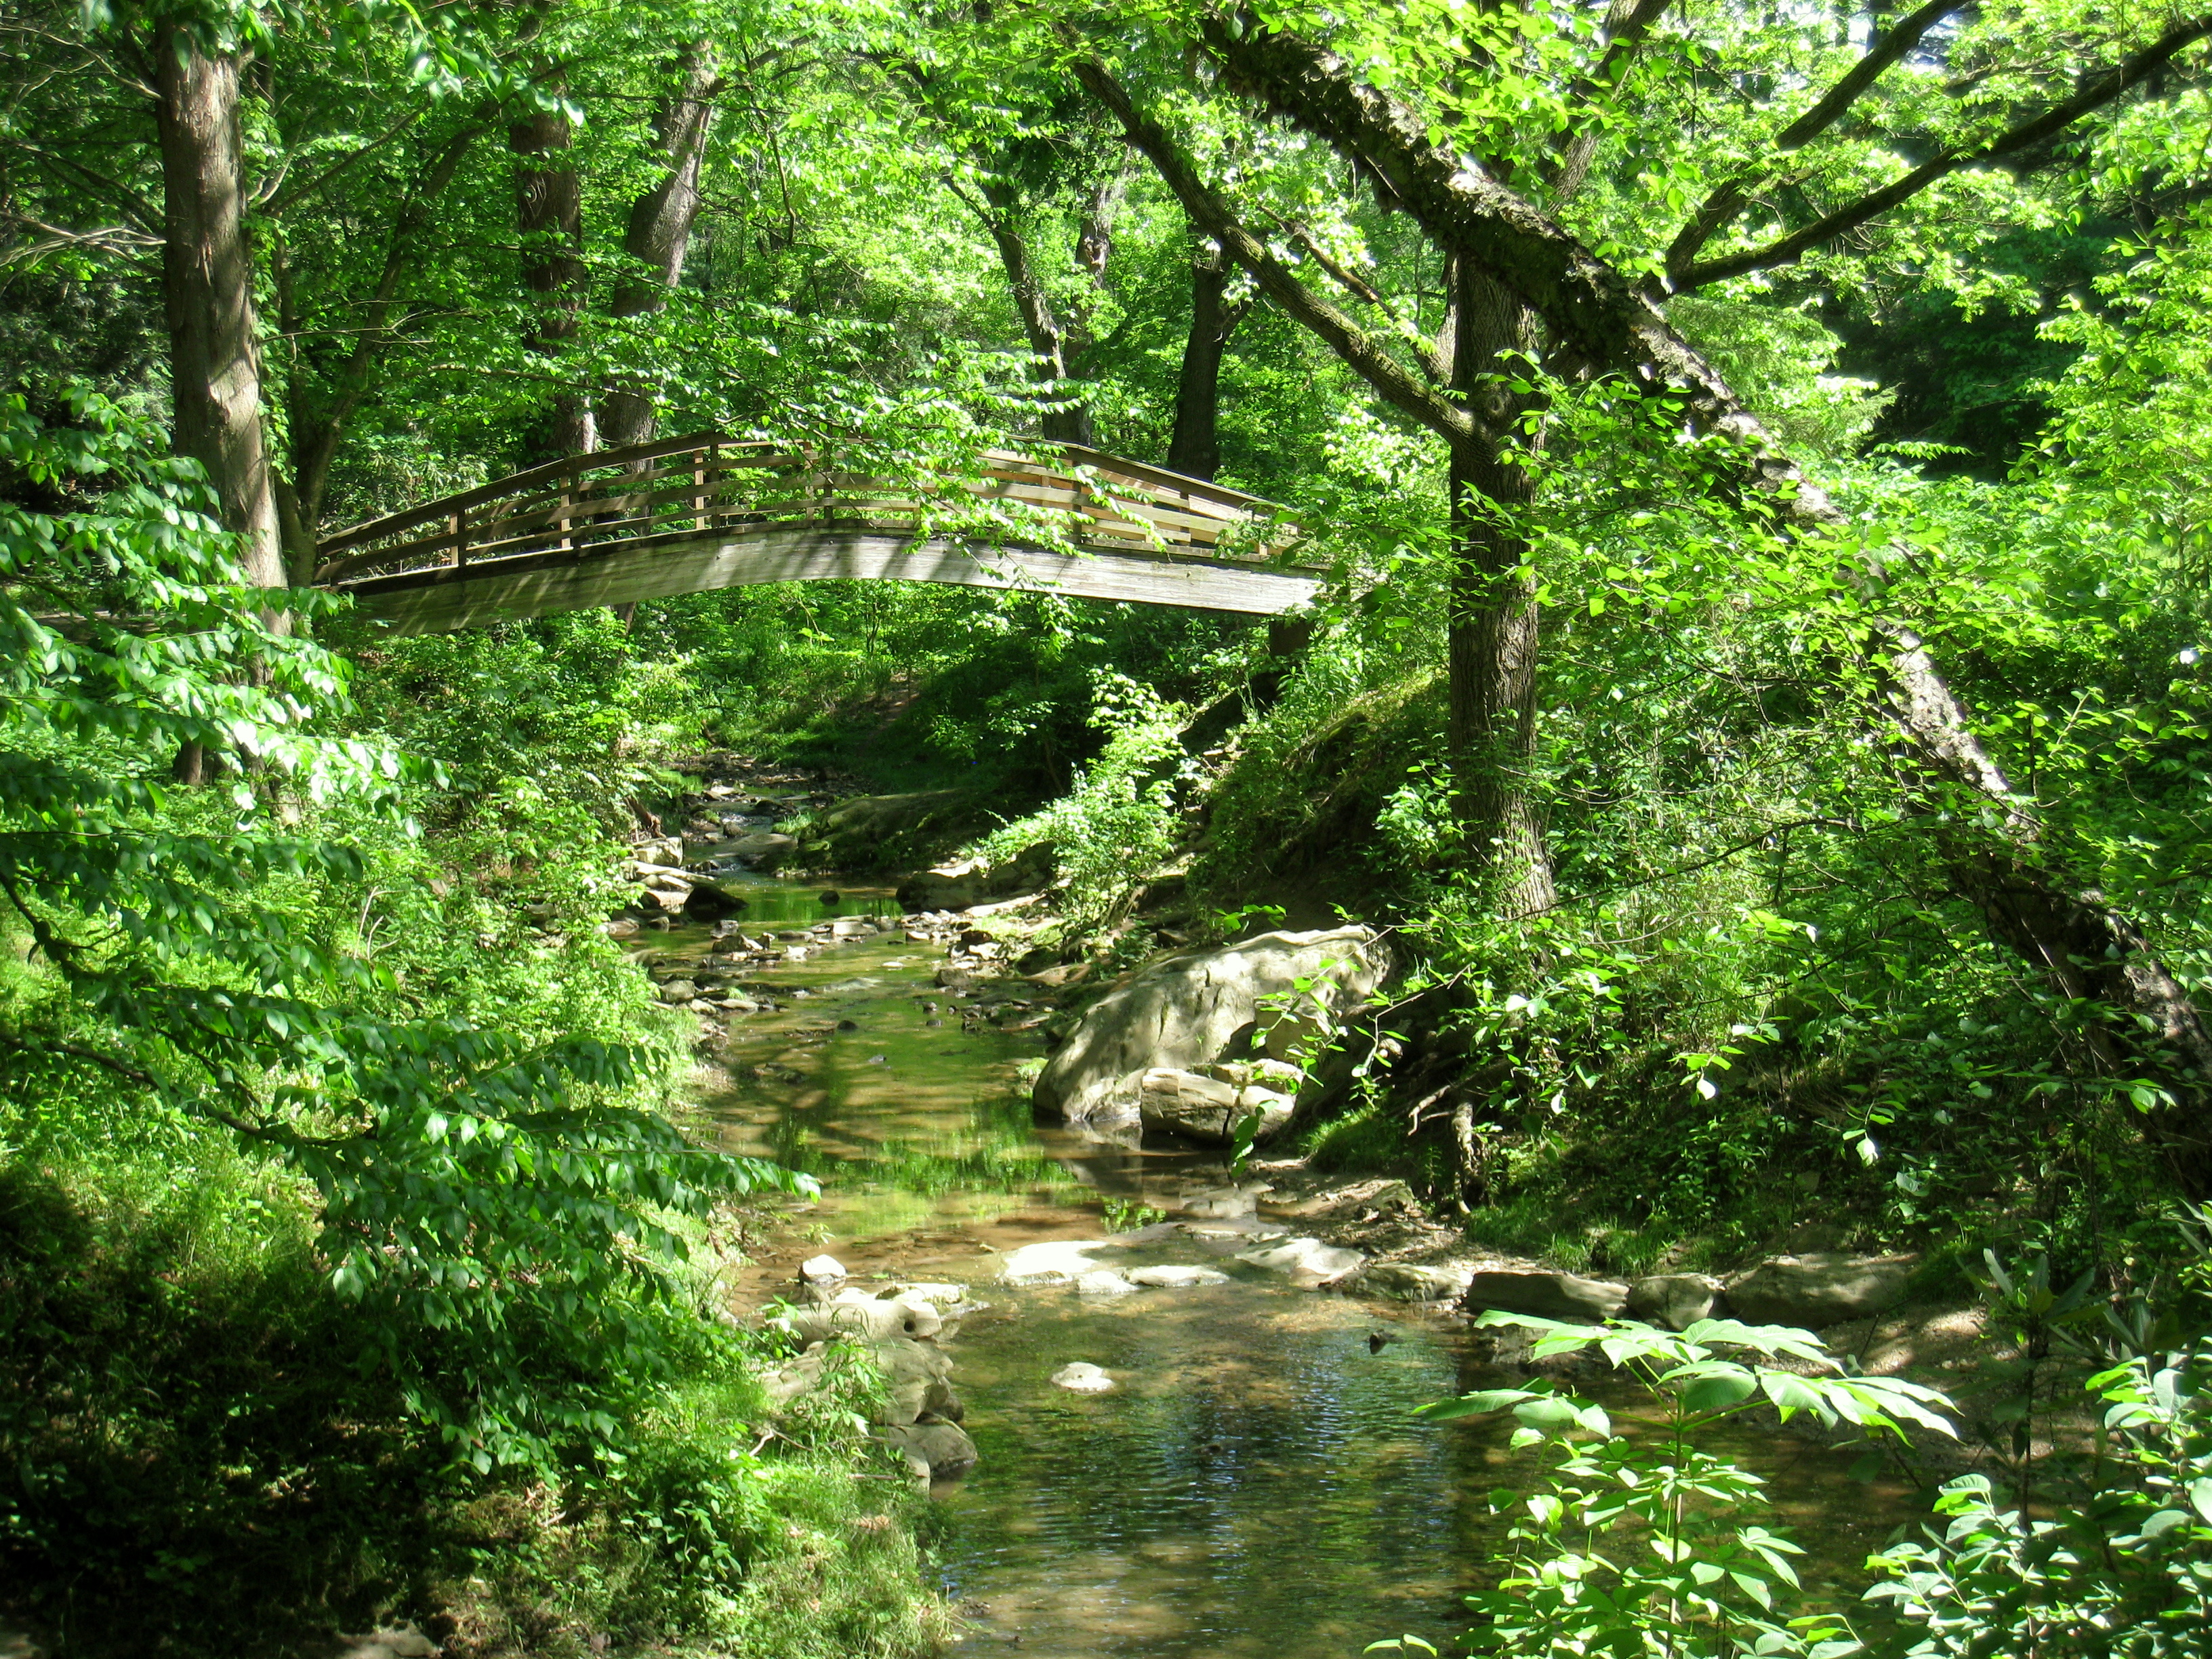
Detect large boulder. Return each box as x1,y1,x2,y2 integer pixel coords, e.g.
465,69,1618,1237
1033,927,1391,1132
1136,1068,1295,1145
1724,1253,1918,1328
897,840,1057,912
794,790,981,872
783,1294,945,1345
763,1334,962,1430
726,831,797,867
1462,1269,1629,1324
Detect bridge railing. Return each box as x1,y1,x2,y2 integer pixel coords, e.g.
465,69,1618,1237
313,433,1294,588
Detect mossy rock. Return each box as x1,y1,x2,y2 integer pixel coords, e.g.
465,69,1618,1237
791,789,986,872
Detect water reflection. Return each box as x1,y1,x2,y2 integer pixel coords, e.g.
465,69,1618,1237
679,877,1919,1658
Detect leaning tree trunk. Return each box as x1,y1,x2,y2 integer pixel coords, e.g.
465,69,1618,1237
1447,261,1555,915
156,34,283,595
1166,244,1237,479
600,47,720,450
1090,28,2212,1190
512,101,593,457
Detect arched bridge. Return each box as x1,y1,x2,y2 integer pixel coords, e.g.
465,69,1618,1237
315,434,1322,635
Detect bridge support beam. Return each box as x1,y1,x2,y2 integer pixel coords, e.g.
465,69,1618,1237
340,528,1322,636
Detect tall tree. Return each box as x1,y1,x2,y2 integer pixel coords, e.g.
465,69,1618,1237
1076,5,2212,1181
153,24,283,593
1164,239,1251,480
600,45,722,451
270,115,487,577
512,87,592,457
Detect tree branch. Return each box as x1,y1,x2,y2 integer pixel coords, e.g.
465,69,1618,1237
1673,12,2212,289
1267,210,1451,383
1070,52,1473,444
1544,0,1679,199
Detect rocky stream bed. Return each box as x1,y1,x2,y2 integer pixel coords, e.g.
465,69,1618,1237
600,808,2009,1659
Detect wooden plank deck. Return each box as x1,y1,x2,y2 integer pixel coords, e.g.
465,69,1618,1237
316,436,1320,632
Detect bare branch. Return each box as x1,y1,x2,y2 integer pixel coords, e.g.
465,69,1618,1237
0,213,163,268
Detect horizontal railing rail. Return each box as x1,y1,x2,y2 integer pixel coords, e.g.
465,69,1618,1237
314,434,1303,590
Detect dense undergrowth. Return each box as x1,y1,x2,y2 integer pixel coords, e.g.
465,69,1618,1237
0,398,947,1657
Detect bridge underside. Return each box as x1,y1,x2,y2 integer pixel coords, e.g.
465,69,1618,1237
343,525,1323,636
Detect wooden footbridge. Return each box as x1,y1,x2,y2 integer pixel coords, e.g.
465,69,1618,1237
315,435,1321,634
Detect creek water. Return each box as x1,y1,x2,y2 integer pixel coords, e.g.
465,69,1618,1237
643,875,1920,1658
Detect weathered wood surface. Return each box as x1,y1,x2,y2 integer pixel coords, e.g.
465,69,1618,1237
315,435,1319,632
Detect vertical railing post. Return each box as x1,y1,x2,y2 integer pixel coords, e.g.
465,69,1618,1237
559,458,575,552
451,505,468,569
694,444,709,532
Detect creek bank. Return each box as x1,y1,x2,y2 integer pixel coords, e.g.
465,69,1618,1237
761,1261,981,1483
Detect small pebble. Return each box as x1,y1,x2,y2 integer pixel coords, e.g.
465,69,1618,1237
867,1053,888,1065
837,1019,859,1031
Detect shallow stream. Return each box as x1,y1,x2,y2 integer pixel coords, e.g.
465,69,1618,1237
644,875,1918,1658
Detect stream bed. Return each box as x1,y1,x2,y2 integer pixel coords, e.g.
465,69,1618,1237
641,876,1919,1658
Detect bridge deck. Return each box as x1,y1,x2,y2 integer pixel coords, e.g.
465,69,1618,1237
316,436,1320,634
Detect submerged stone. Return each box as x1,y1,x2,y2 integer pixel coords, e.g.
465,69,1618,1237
1126,1264,1231,1288
1050,1362,1116,1393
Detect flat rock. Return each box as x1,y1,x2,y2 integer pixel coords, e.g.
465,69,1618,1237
1462,1269,1629,1323
801,1253,848,1285
334,1629,437,1659
1126,1264,1231,1288
1725,1253,1918,1328
1355,1262,1475,1303
1076,1269,1137,1296
997,1239,1111,1284
1170,1184,1265,1218
1050,1361,1117,1393
1235,1236,1364,1279
1628,1273,1726,1332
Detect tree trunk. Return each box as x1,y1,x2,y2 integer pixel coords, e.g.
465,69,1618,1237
1088,35,2212,1187
155,33,283,594
600,47,720,451
979,159,1124,450
512,102,592,456
1447,260,1555,915
982,197,1095,449
1166,244,1240,479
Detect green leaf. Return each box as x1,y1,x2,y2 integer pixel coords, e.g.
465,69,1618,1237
1681,1370,1759,1415
1419,1389,1538,1420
